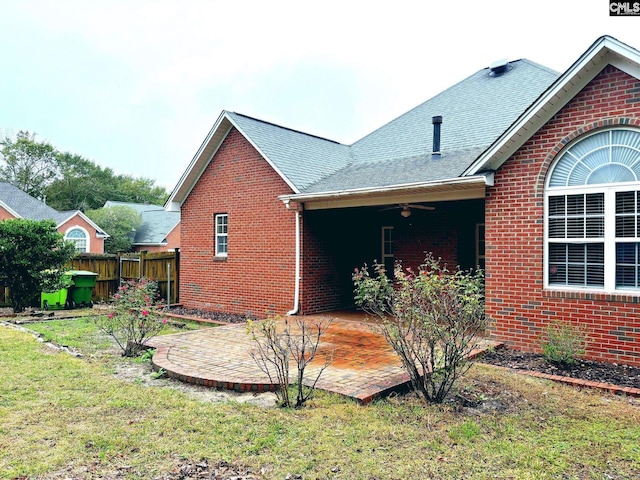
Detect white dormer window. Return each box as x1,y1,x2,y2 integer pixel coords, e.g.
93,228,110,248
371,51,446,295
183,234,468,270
545,129,640,292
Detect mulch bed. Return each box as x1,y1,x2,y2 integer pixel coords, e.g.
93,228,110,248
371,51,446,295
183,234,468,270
478,347,640,390
162,307,248,324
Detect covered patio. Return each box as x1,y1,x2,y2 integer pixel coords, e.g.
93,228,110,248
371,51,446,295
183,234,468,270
147,311,498,404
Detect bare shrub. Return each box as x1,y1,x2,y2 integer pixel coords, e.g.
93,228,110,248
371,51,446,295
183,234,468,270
353,254,486,403
247,316,334,407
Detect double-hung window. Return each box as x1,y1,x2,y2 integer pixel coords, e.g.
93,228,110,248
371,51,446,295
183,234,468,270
215,214,228,257
546,129,640,293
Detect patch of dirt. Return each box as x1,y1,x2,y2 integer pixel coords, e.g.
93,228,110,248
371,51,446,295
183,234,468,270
0,306,99,323
160,459,264,479
23,458,266,479
478,347,640,389
163,307,248,324
448,377,526,414
112,361,278,408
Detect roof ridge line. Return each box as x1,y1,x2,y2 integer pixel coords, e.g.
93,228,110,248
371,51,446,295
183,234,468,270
230,112,344,145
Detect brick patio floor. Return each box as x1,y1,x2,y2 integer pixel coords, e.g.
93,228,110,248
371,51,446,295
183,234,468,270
147,311,499,404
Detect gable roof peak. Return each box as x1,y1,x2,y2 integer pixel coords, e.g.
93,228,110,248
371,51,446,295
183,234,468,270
464,34,640,175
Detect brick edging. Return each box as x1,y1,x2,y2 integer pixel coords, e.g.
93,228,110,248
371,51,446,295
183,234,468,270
481,363,640,398
162,312,233,326
151,345,278,393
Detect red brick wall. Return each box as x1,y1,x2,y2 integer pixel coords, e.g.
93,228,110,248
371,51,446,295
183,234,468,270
180,128,297,317
164,222,180,250
487,66,640,366
0,206,16,220
59,215,105,254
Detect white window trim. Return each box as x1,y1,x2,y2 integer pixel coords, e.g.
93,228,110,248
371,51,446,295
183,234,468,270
64,225,90,253
545,178,640,294
215,214,228,258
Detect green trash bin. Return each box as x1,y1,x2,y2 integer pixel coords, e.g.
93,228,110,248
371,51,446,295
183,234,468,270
41,272,73,310
67,270,98,308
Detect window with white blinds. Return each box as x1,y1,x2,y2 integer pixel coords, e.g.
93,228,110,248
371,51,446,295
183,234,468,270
546,129,640,292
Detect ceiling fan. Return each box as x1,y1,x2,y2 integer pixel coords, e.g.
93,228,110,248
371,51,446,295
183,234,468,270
380,203,435,217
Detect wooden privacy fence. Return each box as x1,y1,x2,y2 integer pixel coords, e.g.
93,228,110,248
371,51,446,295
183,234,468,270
69,250,180,305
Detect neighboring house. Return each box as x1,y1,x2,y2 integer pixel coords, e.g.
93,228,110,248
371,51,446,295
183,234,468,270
0,182,108,253
167,36,640,366
103,201,180,252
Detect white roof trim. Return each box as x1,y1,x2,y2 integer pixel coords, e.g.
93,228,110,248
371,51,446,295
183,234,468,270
165,111,231,209
280,175,490,210
57,211,109,238
165,111,300,209
0,200,21,218
464,35,640,176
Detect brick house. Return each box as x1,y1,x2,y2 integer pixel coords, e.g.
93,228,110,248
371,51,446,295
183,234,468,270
0,181,108,253
168,36,640,365
103,201,180,253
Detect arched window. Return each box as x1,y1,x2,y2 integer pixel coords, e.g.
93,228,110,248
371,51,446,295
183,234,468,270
65,227,88,253
546,129,640,291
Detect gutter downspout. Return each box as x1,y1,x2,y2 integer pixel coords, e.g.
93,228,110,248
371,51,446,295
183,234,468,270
285,201,301,315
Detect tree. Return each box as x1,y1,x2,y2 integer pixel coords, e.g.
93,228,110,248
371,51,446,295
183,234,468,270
44,152,115,212
0,219,76,312
0,131,58,199
45,153,168,212
85,205,142,253
111,175,168,206
0,129,169,211
353,254,486,403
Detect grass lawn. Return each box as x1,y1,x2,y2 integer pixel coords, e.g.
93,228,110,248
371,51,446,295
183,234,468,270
1,320,639,479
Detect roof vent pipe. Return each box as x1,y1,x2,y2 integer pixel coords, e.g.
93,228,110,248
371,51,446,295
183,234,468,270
432,115,442,160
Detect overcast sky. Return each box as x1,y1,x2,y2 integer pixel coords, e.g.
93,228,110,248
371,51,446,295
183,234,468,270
1,1,638,191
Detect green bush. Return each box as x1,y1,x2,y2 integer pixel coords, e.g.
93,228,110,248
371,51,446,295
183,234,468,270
541,320,588,367
0,219,75,312
95,278,167,357
353,254,486,404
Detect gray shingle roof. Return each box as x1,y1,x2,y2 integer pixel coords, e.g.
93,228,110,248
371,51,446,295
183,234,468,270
133,210,180,244
225,60,558,194
227,112,353,191
104,201,179,245
304,148,486,193
169,58,561,206
303,60,559,192
0,181,70,224
351,60,558,163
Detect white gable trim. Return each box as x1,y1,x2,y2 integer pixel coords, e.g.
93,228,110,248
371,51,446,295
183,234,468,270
464,36,640,176
57,211,109,238
165,111,299,211
0,200,21,218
